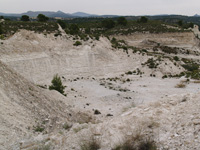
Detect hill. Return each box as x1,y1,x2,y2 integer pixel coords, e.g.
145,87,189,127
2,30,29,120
0,18,200,149
0,60,72,149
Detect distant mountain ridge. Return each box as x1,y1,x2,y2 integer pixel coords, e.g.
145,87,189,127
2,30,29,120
0,11,100,18
1,11,200,19
194,14,200,17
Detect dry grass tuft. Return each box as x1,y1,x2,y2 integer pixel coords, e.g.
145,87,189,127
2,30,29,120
175,83,186,88
193,80,200,83
112,133,157,150
80,135,101,150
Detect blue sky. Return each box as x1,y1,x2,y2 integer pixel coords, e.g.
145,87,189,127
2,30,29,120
0,0,199,16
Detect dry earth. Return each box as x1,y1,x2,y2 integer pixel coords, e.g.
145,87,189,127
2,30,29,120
0,27,200,150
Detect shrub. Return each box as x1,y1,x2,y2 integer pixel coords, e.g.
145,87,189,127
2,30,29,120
34,125,45,132
185,70,200,80
173,56,179,61
162,75,168,79
49,74,66,95
126,71,133,75
74,41,82,46
160,46,177,54
182,63,199,71
145,58,159,69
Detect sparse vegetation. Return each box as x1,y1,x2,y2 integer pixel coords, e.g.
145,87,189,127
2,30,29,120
182,63,199,72
1,21,58,35
110,37,129,52
185,70,200,80
144,58,159,69
34,125,45,132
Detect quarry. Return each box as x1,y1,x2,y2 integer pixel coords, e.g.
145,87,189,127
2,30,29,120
0,19,200,150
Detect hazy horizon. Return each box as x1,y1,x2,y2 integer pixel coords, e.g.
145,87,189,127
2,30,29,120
0,0,200,16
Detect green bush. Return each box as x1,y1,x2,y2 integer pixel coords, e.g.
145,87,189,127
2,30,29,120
34,125,45,132
173,56,179,61
74,41,82,46
162,75,168,79
49,74,66,95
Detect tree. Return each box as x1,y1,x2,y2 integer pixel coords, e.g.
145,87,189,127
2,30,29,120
57,19,66,29
102,19,115,29
117,17,127,26
177,20,183,26
0,24,3,34
37,14,49,22
68,24,79,35
49,74,66,95
21,15,30,21
138,16,148,23
187,22,194,28
0,16,4,19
